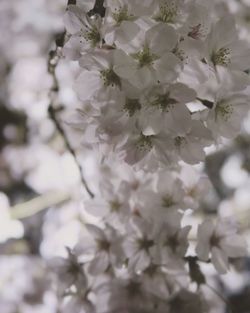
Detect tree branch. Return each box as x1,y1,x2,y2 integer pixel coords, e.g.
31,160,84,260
47,35,94,198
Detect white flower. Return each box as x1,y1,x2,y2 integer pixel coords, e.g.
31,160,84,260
49,248,87,293
181,3,211,41
142,264,180,300
83,224,125,275
196,218,247,274
139,83,196,134
113,23,180,89
155,212,191,267
123,217,157,272
103,0,141,47
84,180,130,227
63,5,103,59
179,165,211,210
120,129,173,168
207,91,250,139
151,0,186,27
205,16,250,71
75,51,125,103
165,120,212,165
140,171,187,221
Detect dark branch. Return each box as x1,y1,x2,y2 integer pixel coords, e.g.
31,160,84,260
47,35,94,198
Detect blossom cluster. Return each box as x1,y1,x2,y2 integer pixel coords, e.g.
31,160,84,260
50,162,247,313
64,0,250,170
54,0,250,312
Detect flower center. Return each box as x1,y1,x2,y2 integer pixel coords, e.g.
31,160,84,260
154,2,178,23
83,26,101,47
166,235,179,252
97,239,110,251
211,47,231,66
137,134,154,152
215,102,233,122
112,5,134,25
174,136,186,147
133,46,158,68
67,260,82,277
162,195,175,208
100,69,121,87
151,93,177,112
124,98,141,117
210,234,221,248
138,237,154,251
109,200,121,212
172,44,186,61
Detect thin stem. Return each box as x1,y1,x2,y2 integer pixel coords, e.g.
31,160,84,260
47,35,94,198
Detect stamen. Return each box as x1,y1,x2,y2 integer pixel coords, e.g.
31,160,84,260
112,5,134,25
133,46,158,68
154,2,178,23
100,69,121,87
211,47,231,66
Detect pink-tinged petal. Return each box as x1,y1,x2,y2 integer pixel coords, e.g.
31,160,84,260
211,247,229,274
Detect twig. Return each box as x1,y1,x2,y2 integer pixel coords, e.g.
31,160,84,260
47,34,94,198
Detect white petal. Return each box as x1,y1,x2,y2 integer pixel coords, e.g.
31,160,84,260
75,70,101,101
146,23,178,55
222,235,247,258
211,247,229,274
129,251,151,272
113,50,137,79
115,21,140,45
170,83,197,103
84,198,109,217
154,53,181,83
130,67,154,89
166,105,192,134
64,6,83,34
85,224,105,240
88,252,109,275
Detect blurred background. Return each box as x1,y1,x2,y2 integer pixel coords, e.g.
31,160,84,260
1,0,250,312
